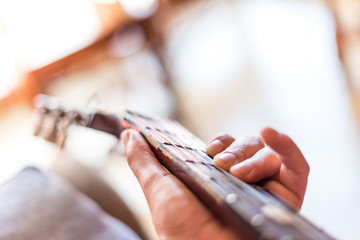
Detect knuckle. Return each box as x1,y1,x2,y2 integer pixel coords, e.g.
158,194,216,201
227,136,263,158
224,140,246,159
233,146,246,160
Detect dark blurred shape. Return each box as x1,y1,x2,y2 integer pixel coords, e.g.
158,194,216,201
34,94,124,149
33,95,90,148
0,167,141,240
88,113,123,138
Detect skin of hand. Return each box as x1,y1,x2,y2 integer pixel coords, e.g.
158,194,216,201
206,127,309,211
121,129,239,240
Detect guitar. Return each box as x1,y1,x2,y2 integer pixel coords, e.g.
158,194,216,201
34,95,334,240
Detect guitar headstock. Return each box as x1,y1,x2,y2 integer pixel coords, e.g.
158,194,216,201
33,95,91,148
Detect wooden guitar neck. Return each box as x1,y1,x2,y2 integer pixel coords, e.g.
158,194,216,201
33,96,334,240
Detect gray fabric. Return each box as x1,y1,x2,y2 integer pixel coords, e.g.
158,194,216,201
0,167,140,240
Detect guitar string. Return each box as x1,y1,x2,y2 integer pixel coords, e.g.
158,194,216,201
48,110,326,239
154,116,210,164
137,114,272,202
135,115,250,195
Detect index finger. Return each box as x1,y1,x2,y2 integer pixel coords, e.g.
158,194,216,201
206,133,235,157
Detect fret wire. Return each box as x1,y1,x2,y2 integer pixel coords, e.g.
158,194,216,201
171,131,213,164
160,119,267,199
150,128,216,178
142,117,208,165
147,128,172,145
183,136,213,163
131,115,195,162
156,131,204,164
157,123,208,165
171,120,206,148
137,116,253,190
163,119,212,164
135,115,263,199
146,121,189,148
158,118,214,164
133,116,152,129
164,144,194,161
150,122,237,194
148,127,195,157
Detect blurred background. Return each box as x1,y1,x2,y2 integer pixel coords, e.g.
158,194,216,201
0,0,360,239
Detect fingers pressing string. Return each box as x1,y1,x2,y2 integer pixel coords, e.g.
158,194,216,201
212,136,264,171
206,133,235,157
229,147,281,183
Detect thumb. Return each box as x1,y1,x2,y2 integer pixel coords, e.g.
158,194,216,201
120,129,170,196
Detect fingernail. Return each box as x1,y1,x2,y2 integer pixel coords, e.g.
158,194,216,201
121,130,131,147
207,139,224,154
215,153,235,165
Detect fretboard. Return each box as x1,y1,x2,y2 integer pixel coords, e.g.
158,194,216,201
121,111,333,240
33,97,334,240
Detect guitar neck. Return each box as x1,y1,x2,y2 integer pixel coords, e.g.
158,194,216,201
120,111,333,240
33,97,334,240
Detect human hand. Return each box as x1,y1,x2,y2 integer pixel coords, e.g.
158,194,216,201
206,127,309,211
121,129,239,240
